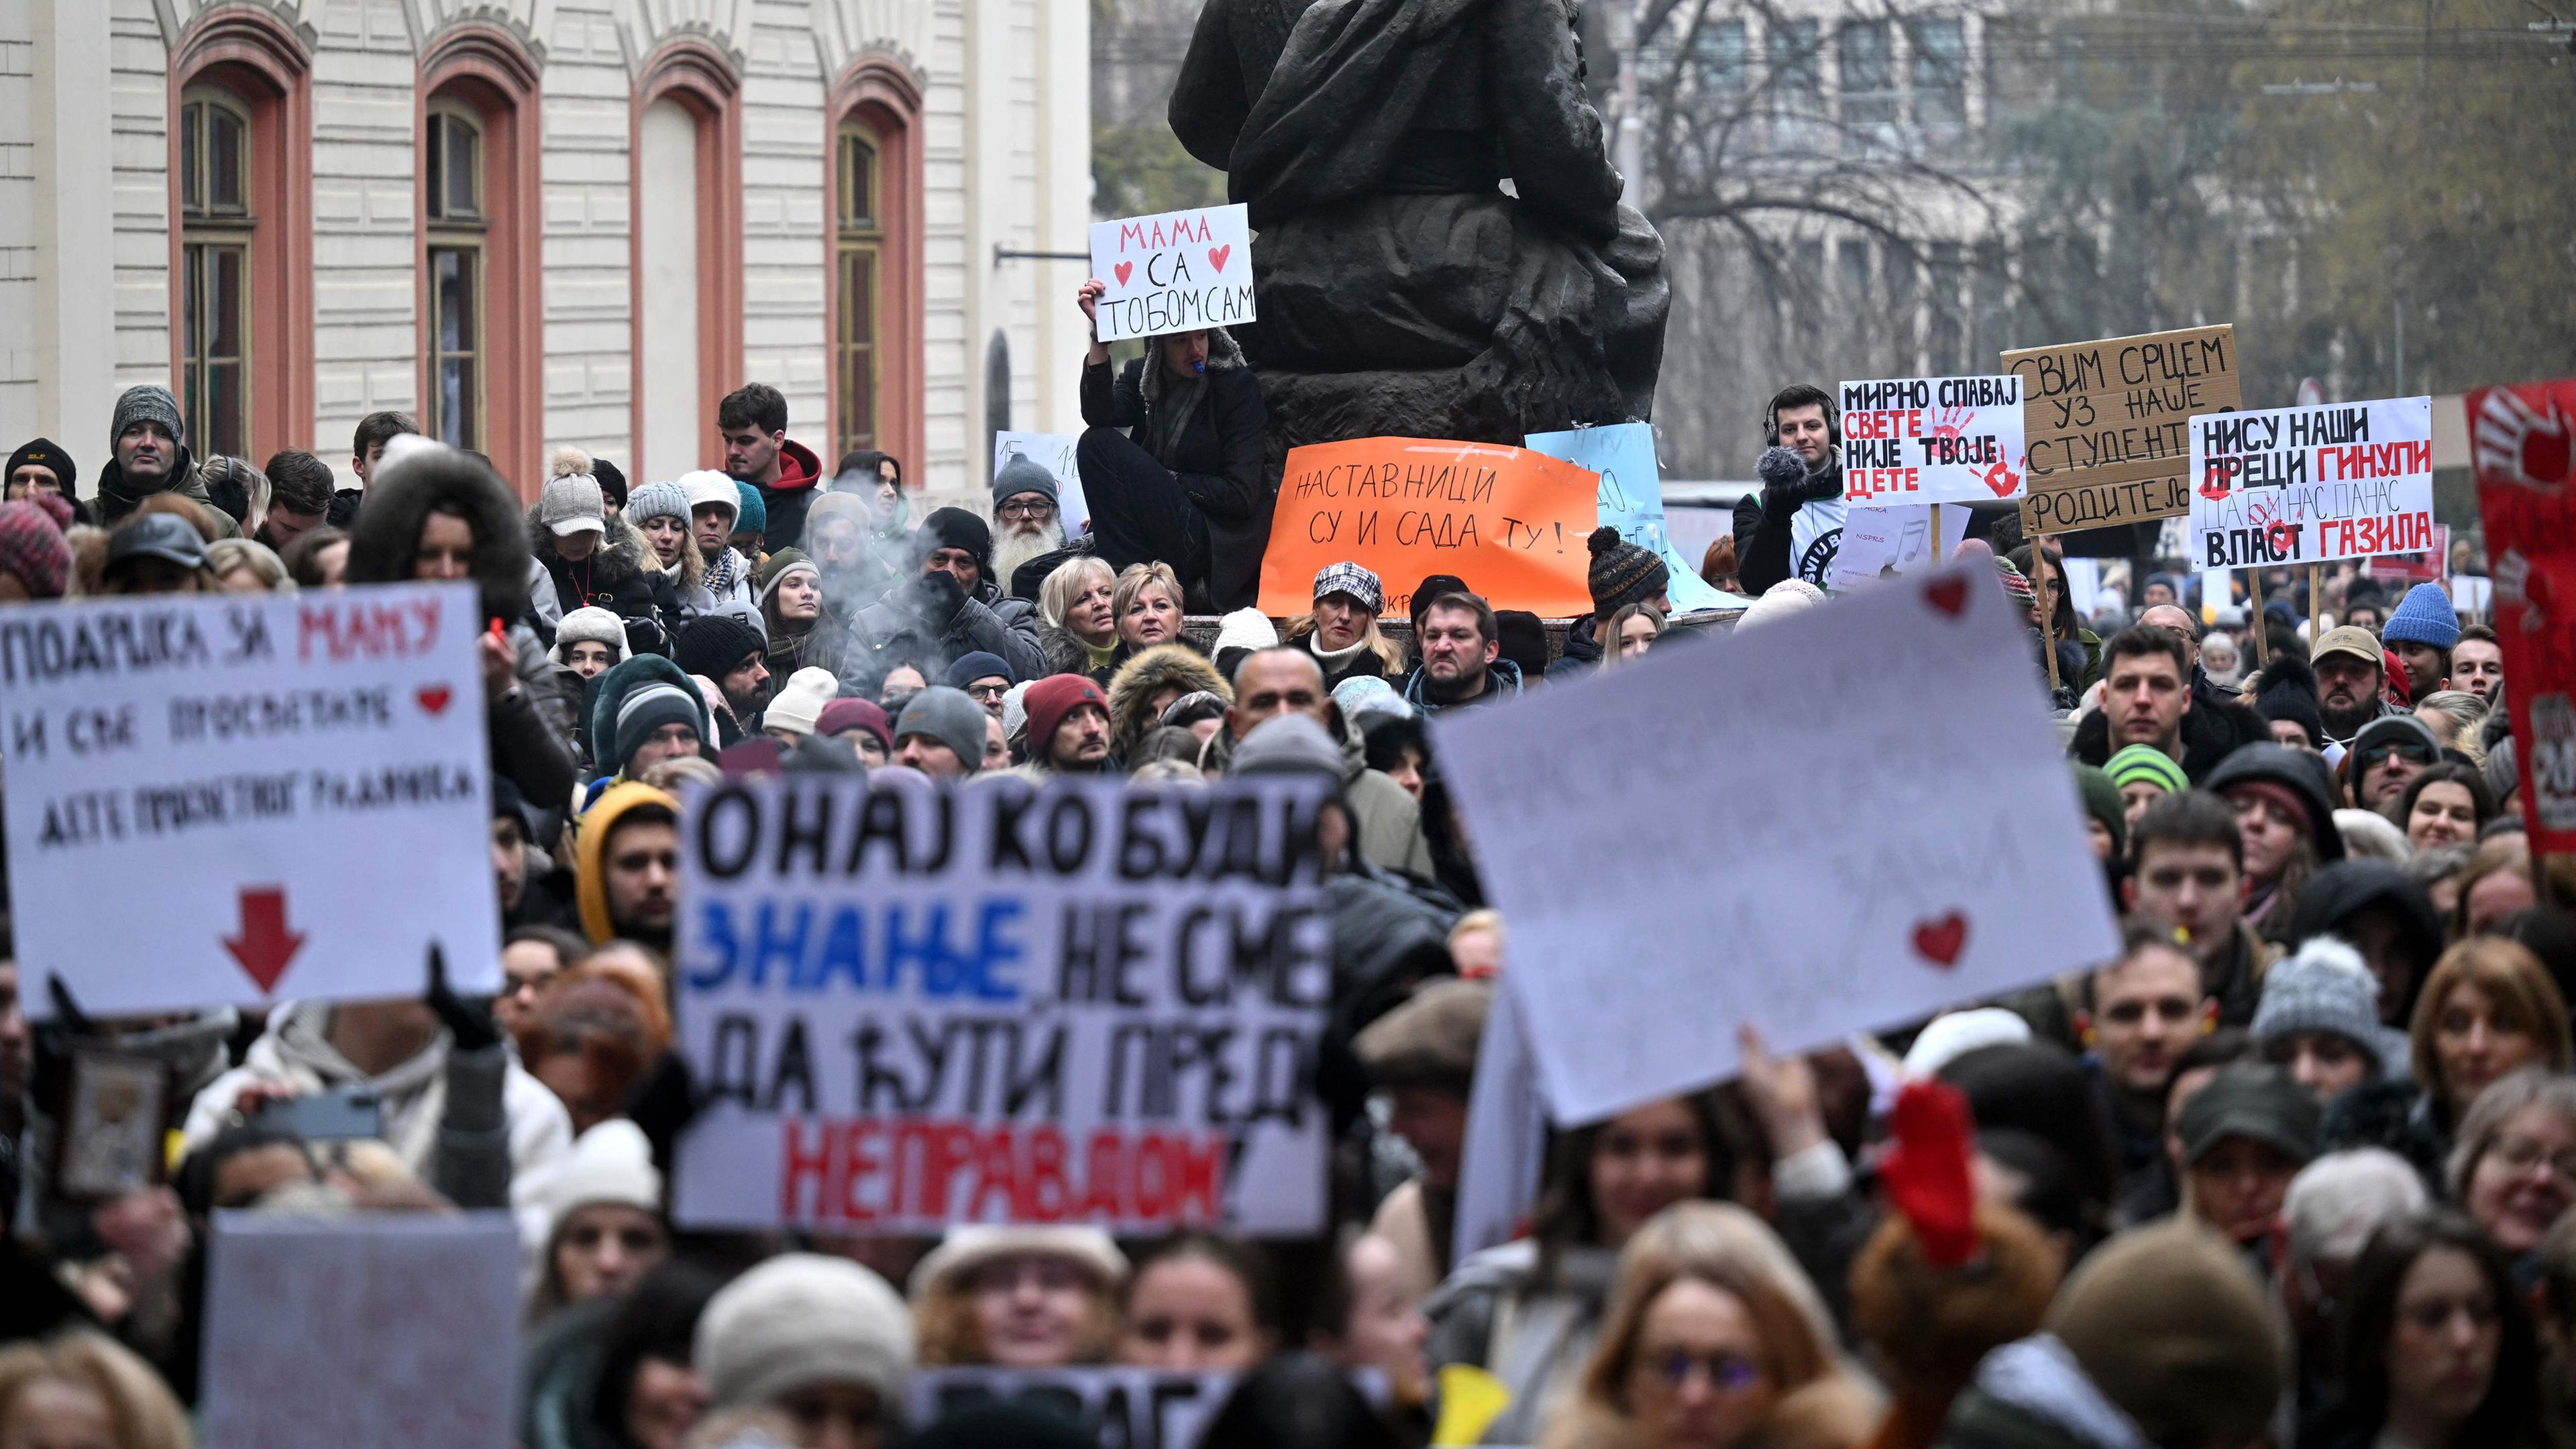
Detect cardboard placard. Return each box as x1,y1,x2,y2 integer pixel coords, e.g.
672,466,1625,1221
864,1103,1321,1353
1088,205,1256,343
2190,397,2435,568
909,1368,1234,1449
1827,502,1974,592
1837,375,2027,506
2002,324,2239,532
200,1212,521,1449
1433,564,2120,1124
671,775,1332,1233
1524,423,1735,613
2468,379,2576,851
994,431,1093,535
1256,437,1598,618
0,584,498,1018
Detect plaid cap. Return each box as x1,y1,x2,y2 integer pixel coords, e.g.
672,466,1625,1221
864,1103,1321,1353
1311,561,1383,614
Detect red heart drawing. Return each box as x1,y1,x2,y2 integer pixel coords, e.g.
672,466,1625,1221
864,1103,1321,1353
1113,261,1134,286
1207,244,1231,274
1911,912,1968,967
1924,578,1968,616
416,684,453,716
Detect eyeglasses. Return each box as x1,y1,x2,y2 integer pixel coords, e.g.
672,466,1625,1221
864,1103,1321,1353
1647,1350,1765,1393
2359,743,2436,770
1000,502,1056,521
966,684,1010,700
2490,1134,2576,1185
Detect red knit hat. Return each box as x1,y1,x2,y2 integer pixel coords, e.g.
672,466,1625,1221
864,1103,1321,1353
1022,674,1108,757
0,500,71,598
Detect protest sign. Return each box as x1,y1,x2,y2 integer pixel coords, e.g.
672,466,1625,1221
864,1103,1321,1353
1836,375,2027,506
1827,502,1973,592
2468,378,2576,851
0,584,498,1018
1525,423,1733,613
2002,324,2239,532
1434,563,2120,1124
994,431,1093,534
1257,437,1597,618
1450,982,1546,1270
910,1367,1234,1449
201,1211,520,1449
1088,204,1255,343
672,774,1332,1233
2189,396,2434,569
2365,523,2450,585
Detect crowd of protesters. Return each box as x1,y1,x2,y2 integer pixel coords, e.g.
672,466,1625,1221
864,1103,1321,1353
0,294,2569,1449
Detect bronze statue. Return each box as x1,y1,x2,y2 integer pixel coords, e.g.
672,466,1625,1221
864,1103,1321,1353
1169,0,1669,451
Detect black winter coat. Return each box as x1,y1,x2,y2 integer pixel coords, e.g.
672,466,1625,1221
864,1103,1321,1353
2067,667,2269,784
1080,328,1269,610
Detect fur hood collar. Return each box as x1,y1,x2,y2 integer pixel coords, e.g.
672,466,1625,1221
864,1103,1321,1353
527,504,651,590
1139,327,1246,411
1104,642,1230,750
345,443,530,623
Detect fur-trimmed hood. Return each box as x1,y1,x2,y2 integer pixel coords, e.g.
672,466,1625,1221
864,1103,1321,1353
527,504,652,592
1104,643,1230,754
345,442,529,623
1137,327,1246,413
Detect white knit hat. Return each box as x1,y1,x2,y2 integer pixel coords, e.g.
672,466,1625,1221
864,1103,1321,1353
696,1254,914,1414
1901,1006,2033,1079
682,469,741,523
1738,578,1826,631
539,1119,662,1244
906,1224,1128,1301
1213,607,1277,655
551,606,631,667
763,666,839,738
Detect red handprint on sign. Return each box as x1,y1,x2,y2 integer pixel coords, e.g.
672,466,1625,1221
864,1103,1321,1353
1978,456,2021,498
2199,456,2239,502
2476,388,2572,494
1930,403,1973,440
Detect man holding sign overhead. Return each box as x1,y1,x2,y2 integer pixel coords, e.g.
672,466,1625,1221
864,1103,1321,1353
1073,205,1273,612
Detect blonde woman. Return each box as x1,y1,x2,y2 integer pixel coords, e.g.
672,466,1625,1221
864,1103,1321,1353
1283,562,1405,690
0,1331,195,1449
1541,1201,1876,1449
909,1226,1126,1368
1038,555,1120,677
1113,561,1187,653
205,537,294,593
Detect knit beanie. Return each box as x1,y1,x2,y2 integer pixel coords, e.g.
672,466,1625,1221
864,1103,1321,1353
1213,608,1277,655
2486,737,2520,806
1408,574,1471,625
1334,675,1407,726
540,1120,662,1244
2250,936,2405,1077
696,1254,914,1415
1354,979,1491,1095
590,458,628,508
539,473,606,537
1022,674,1108,757
1992,555,2037,611
992,455,1059,511
674,613,769,680
1585,525,1669,616
682,470,741,523
945,651,1013,690
2255,651,2325,749
1739,578,1825,631
0,500,72,598
732,480,767,536
763,666,839,738
757,548,818,608
2105,743,2188,798
815,698,892,753
625,480,691,527
894,686,988,769
551,606,632,667
1228,713,1344,783
2070,764,2126,857
920,506,992,578
1495,610,1548,680
593,655,713,773
2353,712,2443,769
109,384,183,448
7,437,76,496
2045,1220,2283,1447
2379,581,2460,650
2205,743,2345,861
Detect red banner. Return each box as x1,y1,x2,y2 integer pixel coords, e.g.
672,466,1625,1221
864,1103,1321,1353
2468,381,2576,852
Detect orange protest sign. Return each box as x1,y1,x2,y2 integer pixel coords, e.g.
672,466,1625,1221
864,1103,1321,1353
1257,437,1597,618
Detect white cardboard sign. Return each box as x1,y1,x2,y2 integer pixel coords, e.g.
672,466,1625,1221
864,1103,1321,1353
1087,205,1256,343
671,774,1332,1234
1434,564,2119,1124
200,1212,521,1449
2189,396,2436,568
0,584,500,1018
994,431,1093,535
1839,375,2028,506
1827,502,1974,590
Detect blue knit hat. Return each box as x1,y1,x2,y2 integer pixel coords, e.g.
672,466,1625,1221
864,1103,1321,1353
2379,582,2459,650
733,480,767,535
625,480,690,526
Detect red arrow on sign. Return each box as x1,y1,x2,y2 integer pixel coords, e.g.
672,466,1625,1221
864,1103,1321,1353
224,886,306,994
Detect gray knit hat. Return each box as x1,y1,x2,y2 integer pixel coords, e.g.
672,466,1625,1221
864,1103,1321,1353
110,384,184,447
894,685,988,771
2248,936,2408,1077
551,606,631,667
696,1254,914,1415
625,480,691,527
1228,713,1344,782
539,473,606,537
992,455,1059,511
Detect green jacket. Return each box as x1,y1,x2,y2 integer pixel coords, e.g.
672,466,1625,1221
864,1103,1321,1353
93,446,244,537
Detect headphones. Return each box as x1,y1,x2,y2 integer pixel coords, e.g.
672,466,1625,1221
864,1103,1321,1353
1764,387,1841,449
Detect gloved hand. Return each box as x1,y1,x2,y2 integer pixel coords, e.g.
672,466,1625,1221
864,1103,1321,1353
424,943,502,1054
1756,444,1816,519
911,568,968,625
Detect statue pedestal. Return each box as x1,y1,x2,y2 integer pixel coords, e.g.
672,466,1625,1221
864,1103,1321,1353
1254,360,1635,481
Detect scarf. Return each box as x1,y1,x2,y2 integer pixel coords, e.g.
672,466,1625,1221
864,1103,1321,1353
1145,367,1208,464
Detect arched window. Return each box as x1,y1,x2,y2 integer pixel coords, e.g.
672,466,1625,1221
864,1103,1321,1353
178,89,253,460
826,62,922,479
167,11,311,464
631,42,743,483
418,26,541,491
424,101,485,448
